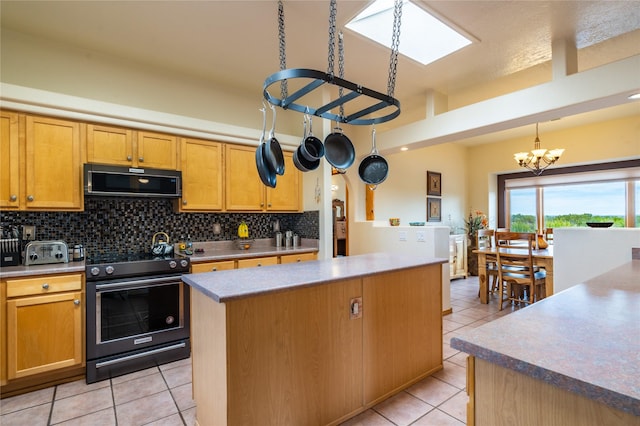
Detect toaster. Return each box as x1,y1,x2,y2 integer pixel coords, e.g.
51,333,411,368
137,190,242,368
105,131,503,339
24,240,69,266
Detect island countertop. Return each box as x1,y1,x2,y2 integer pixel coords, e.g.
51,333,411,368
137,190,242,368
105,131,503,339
451,260,640,417
182,252,447,303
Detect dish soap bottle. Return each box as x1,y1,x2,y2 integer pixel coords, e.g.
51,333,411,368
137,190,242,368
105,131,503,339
185,235,193,255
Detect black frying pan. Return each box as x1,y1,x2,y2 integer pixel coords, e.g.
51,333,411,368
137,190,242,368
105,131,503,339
255,107,276,187
358,128,388,187
324,126,355,172
265,104,285,175
293,117,320,171
300,114,324,162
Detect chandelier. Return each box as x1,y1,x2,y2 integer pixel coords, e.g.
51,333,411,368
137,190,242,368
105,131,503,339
514,122,565,176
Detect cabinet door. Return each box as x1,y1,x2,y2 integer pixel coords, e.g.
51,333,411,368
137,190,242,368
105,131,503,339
0,111,20,210
225,144,264,211
86,124,134,166
279,252,317,264
237,256,278,269
25,115,83,210
362,266,442,404
191,260,236,273
7,291,83,379
180,138,224,211
266,152,301,211
137,131,177,170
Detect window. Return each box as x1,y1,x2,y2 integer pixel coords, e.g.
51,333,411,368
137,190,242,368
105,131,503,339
499,161,640,230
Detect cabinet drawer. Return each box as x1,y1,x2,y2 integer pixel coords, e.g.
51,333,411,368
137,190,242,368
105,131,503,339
191,260,236,273
279,252,318,264
237,256,278,269
6,273,82,298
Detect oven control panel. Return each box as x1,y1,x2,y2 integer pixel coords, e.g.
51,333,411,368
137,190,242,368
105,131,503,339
24,240,69,266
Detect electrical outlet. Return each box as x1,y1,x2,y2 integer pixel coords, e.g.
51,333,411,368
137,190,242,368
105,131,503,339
416,231,425,242
399,231,407,241
22,225,36,241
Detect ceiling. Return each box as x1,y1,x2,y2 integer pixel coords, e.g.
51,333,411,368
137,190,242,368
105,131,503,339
1,0,640,145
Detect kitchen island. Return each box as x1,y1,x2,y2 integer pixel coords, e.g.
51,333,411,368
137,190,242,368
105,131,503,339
182,253,447,426
451,260,640,426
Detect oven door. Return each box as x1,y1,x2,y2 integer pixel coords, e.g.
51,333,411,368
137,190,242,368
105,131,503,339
87,275,190,360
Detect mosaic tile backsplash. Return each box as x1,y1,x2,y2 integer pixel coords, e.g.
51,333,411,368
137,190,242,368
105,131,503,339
1,197,319,257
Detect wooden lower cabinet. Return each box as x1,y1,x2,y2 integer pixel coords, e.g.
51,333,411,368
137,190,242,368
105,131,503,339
1,273,84,396
191,260,235,273
236,256,278,269
190,263,442,425
469,357,640,426
279,252,317,264
362,266,443,405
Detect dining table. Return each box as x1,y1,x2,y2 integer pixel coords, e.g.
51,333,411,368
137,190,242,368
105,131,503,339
474,245,554,304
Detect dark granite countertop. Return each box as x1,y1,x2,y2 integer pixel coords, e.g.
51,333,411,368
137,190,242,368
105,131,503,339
451,260,640,416
182,252,447,303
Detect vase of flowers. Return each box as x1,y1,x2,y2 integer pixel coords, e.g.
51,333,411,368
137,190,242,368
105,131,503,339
466,210,488,276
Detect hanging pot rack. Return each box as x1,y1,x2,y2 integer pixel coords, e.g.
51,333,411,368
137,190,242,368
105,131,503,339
263,0,402,126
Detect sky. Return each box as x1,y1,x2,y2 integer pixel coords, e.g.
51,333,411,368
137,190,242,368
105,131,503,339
510,181,636,216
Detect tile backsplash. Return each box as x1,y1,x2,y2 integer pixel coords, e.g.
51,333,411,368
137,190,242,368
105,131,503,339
1,197,319,256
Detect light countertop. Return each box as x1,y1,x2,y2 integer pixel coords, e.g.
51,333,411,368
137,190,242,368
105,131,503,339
182,252,447,303
451,260,640,416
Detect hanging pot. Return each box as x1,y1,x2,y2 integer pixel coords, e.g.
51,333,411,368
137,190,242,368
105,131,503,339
293,115,320,172
358,128,388,187
255,106,277,188
324,125,355,171
300,114,324,162
265,104,285,176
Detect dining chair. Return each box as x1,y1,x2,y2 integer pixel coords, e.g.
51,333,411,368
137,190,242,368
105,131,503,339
544,227,553,244
476,229,499,294
494,231,547,310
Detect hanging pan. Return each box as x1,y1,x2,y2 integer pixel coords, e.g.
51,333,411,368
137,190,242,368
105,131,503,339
358,127,388,188
324,125,355,173
294,115,320,172
265,103,285,175
255,106,276,188
300,113,324,162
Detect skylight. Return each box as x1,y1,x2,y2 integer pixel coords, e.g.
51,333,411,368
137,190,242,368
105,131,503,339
345,0,472,65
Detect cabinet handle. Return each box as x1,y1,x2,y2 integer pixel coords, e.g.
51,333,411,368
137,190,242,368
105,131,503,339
10,195,17,202
42,283,49,290
127,155,132,161
260,203,264,207
27,195,34,202
139,157,144,162
267,203,272,207
296,259,301,262
257,263,262,267
182,200,187,205
74,299,80,305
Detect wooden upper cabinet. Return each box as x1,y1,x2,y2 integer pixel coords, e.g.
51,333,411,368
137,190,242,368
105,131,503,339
266,152,301,211
225,144,266,211
225,144,301,212
180,138,224,211
0,111,20,210
86,124,134,166
87,125,177,170
137,131,177,169
24,115,83,210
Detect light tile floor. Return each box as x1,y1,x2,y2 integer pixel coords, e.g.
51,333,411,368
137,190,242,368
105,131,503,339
0,276,520,425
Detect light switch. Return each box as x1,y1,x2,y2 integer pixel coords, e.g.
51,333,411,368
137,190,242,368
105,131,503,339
350,297,362,319
416,231,425,242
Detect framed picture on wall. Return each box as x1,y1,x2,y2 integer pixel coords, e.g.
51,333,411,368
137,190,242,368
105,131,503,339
427,171,441,196
427,197,441,222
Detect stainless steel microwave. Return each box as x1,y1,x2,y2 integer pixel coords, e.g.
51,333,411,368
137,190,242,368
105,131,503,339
84,164,182,198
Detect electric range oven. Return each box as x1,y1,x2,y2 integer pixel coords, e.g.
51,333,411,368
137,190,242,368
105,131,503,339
85,252,190,383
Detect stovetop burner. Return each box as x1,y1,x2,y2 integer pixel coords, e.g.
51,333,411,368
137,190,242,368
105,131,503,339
85,251,190,281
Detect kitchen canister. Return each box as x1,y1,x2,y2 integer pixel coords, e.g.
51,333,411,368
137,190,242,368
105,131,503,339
275,232,283,247
293,234,300,247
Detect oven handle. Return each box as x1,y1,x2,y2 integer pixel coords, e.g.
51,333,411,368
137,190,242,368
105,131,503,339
95,342,187,368
95,275,182,290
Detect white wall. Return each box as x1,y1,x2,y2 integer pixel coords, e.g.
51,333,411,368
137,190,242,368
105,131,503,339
554,228,640,293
